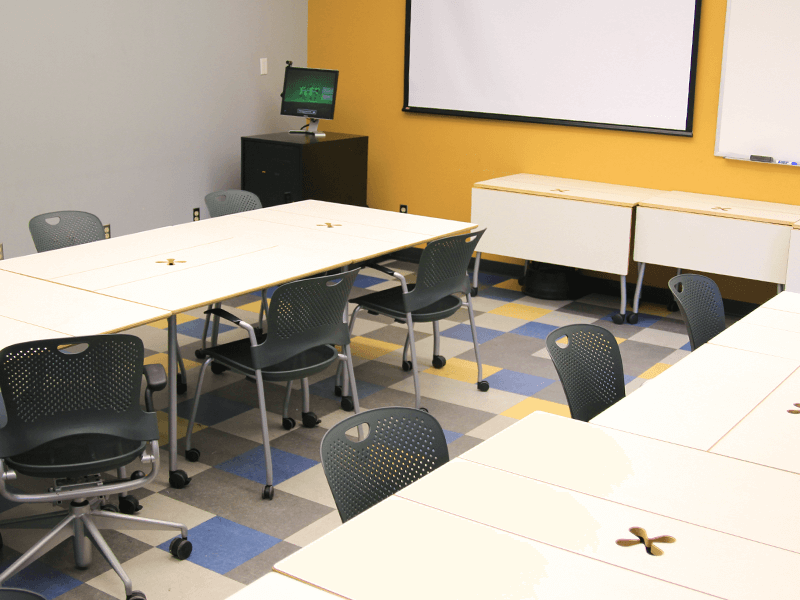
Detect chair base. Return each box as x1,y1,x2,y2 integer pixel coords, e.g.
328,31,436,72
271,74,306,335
0,497,190,598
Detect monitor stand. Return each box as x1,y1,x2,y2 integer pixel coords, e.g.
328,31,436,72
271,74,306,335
289,118,326,137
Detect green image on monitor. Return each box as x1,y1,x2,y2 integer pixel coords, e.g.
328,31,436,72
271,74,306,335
281,67,339,121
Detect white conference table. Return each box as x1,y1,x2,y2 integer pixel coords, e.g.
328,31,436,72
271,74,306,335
272,412,800,599
0,201,476,485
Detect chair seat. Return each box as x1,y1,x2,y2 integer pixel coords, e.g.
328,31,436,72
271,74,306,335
206,337,339,381
352,284,462,322
7,434,147,478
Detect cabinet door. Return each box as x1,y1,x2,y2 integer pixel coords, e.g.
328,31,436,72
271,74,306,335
242,141,302,207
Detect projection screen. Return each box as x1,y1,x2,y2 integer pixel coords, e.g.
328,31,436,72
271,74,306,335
404,0,702,136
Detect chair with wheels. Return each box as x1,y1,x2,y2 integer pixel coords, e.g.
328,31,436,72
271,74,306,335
342,229,488,411
320,406,450,523
545,324,626,422
668,274,726,351
28,210,106,253
0,335,192,600
185,269,362,500
197,190,269,359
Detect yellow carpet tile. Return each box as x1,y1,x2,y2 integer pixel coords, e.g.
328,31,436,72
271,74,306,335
349,336,402,360
424,357,502,383
156,411,205,446
147,313,197,329
489,304,551,321
502,397,571,420
238,299,269,313
494,279,524,292
638,362,671,379
636,302,674,318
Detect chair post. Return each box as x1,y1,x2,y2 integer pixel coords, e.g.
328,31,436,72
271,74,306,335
432,321,441,359
405,312,422,409
185,357,213,452
465,294,484,383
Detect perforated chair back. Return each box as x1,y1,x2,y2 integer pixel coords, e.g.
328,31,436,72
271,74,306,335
0,589,47,599
28,211,105,253
320,406,449,522
253,269,359,368
0,335,159,458
204,190,261,217
545,324,626,422
668,274,726,351
403,229,485,312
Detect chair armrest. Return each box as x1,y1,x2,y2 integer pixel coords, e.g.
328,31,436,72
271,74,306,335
205,307,243,326
369,263,398,278
143,364,167,393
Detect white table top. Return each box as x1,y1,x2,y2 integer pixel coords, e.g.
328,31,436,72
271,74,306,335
0,315,66,350
226,572,336,599
397,458,800,600
709,320,800,361
590,343,799,449
736,306,800,332
275,496,713,600
639,190,800,225
473,173,660,208
761,290,800,314
462,412,800,553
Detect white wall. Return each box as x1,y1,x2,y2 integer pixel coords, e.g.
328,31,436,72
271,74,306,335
0,0,308,258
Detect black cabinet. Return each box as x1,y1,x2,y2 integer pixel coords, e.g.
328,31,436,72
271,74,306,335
241,132,368,208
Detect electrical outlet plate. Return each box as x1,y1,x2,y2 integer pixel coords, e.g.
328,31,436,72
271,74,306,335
193,208,200,221
260,58,268,75
103,225,111,239
400,205,408,213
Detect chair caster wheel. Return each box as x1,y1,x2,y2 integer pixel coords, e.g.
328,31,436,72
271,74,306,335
210,362,228,375
185,448,201,462
302,412,321,428
282,417,296,430
477,380,490,392
169,537,193,560
169,470,191,489
667,300,679,312
626,313,639,325
402,361,413,372
471,286,479,296
194,349,206,360
0,532,4,548
127,591,146,600
101,503,119,513
517,278,525,286
263,485,274,500
130,470,145,480
340,396,355,411
334,385,343,397
119,495,142,514
177,381,187,394
611,313,625,324
432,355,447,369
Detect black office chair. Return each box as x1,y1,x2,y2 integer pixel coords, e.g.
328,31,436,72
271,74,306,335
320,406,450,523
0,590,45,599
0,335,192,600
668,274,726,351
185,269,361,500
341,230,488,411
545,324,626,422
28,210,105,253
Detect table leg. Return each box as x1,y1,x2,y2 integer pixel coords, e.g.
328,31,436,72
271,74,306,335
778,283,785,294
629,262,646,325
612,275,627,324
167,315,191,489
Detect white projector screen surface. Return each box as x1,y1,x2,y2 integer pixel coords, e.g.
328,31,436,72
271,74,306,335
404,0,701,135
715,0,800,163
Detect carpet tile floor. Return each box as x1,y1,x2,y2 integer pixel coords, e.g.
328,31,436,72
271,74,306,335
0,260,740,599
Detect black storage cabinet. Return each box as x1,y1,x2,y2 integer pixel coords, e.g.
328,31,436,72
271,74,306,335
241,132,368,208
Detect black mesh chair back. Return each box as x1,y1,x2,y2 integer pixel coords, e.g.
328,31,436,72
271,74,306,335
668,274,726,351
403,229,485,312
28,211,105,253
0,335,158,461
320,407,449,523
0,590,46,599
545,324,626,422
253,269,359,368
204,190,261,217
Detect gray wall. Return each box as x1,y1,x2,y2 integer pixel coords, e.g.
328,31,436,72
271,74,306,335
0,0,308,258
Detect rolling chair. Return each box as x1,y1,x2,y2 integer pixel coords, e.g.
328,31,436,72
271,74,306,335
0,335,192,600
28,211,106,253
545,324,626,422
341,230,488,411
185,269,361,500
668,274,726,351
320,406,450,523
197,190,270,357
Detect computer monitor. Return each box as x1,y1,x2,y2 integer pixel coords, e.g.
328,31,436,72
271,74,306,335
280,65,339,137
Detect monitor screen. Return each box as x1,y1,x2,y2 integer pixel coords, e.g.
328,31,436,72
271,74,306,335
280,67,339,121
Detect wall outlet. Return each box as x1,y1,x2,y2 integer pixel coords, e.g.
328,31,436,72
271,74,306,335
193,208,200,221
103,224,111,239
400,205,408,213
260,58,268,75
0,243,4,260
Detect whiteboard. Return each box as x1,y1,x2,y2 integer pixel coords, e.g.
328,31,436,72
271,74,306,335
716,0,800,164
404,0,701,136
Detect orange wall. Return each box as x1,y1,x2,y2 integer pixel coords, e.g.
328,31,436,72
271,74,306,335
308,0,800,304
